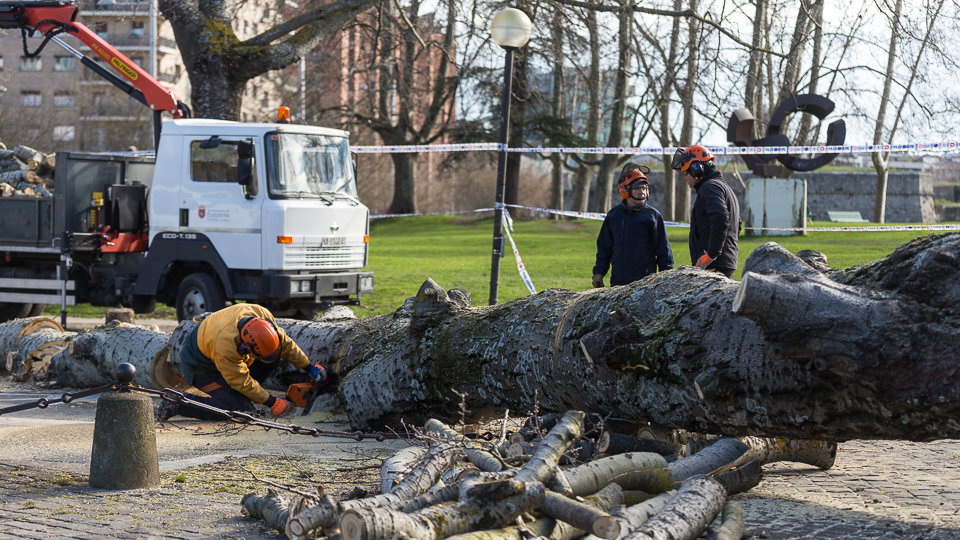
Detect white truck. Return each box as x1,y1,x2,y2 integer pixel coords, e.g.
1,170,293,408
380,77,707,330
0,120,374,321
0,2,373,322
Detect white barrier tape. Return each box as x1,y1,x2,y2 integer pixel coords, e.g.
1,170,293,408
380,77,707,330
503,203,690,227
352,143,501,154
371,203,959,233
502,209,537,295
371,208,493,219
749,224,960,233
353,141,960,155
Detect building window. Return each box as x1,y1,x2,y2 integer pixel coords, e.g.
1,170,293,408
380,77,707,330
19,56,42,72
53,125,76,142
20,91,41,107
53,56,76,72
93,22,108,38
54,91,75,107
130,21,145,38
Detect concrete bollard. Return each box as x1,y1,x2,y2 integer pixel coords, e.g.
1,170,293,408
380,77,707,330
89,380,160,489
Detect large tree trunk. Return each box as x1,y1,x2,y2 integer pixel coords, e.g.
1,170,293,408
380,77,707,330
287,233,960,442
15,235,959,444
49,323,169,388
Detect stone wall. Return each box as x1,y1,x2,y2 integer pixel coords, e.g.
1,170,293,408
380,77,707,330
606,170,937,223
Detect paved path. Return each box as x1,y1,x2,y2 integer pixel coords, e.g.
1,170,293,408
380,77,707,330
3,382,960,538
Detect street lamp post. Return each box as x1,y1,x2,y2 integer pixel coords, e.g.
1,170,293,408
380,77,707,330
488,7,532,306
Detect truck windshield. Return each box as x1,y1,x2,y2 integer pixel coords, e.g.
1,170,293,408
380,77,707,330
265,133,357,199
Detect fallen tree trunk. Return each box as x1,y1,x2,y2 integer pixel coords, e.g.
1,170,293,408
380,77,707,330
49,322,168,388
146,234,960,442
299,233,960,442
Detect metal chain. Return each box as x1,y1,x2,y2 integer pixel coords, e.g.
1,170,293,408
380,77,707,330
0,382,509,442
0,382,403,441
0,384,118,416
139,385,403,441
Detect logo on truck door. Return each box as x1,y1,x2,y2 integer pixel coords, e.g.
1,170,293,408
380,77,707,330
198,206,206,219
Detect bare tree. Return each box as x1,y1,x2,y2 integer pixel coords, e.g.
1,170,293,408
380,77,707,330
157,0,376,119
871,0,945,223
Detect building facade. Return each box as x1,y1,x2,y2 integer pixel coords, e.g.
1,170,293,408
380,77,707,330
0,0,287,152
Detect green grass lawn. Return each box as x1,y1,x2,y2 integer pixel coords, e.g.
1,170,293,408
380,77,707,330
47,215,956,320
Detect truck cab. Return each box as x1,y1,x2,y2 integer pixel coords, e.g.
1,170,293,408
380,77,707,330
135,120,373,320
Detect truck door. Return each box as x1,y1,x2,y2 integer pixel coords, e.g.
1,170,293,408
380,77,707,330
178,136,263,270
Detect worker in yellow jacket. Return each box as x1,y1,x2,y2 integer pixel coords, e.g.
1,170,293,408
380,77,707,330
155,304,325,421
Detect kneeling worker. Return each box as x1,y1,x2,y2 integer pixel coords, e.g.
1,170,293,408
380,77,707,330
155,303,325,421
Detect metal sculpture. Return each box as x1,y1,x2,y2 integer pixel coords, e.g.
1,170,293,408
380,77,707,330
727,94,846,176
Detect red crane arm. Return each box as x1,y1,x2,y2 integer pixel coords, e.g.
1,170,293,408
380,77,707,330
0,1,187,118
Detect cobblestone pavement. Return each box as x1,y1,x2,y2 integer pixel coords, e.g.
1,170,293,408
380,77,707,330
2,438,960,538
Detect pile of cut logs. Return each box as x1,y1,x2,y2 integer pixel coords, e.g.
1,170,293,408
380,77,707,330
240,410,836,539
0,144,56,199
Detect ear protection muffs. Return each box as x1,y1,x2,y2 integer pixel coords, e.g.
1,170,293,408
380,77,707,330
618,168,648,199
688,161,704,179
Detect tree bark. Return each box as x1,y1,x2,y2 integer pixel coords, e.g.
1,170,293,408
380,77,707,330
623,475,725,540
49,323,168,388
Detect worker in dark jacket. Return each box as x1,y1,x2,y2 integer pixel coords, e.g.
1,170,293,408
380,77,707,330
154,303,325,421
592,164,674,287
671,144,741,278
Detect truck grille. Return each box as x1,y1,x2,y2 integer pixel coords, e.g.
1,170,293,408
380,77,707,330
283,244,366,269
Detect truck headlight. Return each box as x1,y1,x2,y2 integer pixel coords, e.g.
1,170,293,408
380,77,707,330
290,281,301,293
360,275,374,291
301,280,312,292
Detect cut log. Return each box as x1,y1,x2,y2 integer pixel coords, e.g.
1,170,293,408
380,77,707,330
13,328,75,381
0,182,13,197
622,475,726,540
565,452,668,497
713,460,762,495
48,322,169,387
599,431,682,458
12,145,43,171
339,478,546,540
0,316,64,357
240,489,289,533
286,443,462,537
379,444,428,493
705,500,745,540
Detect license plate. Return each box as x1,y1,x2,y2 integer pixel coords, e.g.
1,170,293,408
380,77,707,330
322,236,346,247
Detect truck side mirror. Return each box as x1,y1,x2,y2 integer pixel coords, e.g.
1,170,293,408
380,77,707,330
237,139,256,199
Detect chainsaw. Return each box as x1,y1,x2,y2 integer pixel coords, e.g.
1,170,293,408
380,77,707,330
285,371,340,416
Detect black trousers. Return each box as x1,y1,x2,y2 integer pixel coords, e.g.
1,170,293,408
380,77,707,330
176,360,278,421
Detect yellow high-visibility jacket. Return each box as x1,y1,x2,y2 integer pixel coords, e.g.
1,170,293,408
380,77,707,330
196,304,309,403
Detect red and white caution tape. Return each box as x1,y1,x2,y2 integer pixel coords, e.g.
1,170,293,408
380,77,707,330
502,209,536,295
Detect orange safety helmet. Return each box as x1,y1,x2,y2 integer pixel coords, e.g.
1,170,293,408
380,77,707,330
671,144,715,178
618,168,649,199
238,317,281,361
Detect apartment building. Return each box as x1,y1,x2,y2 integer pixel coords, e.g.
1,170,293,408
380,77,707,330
0,0,287,152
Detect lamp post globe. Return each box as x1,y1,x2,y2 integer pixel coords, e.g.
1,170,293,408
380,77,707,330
490,8,532,49
488,7,531,306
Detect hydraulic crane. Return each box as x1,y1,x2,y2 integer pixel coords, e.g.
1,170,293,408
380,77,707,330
0,0,191,147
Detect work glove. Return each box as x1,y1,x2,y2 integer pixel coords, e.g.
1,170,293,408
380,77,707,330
308,363,327,383
695,253,714,269
592,274,605,288
264,396,293,416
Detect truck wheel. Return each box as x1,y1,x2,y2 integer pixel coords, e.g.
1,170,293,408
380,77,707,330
27,304,45,317
175,273,225,321
0,303,33,322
